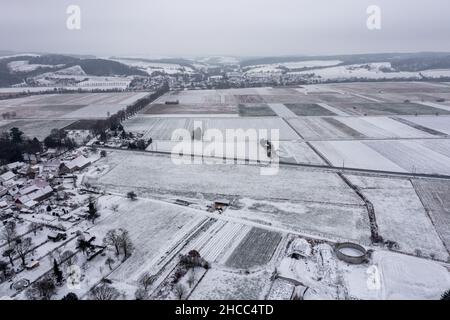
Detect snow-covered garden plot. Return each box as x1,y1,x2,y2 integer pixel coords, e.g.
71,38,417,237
412,179,450,253
266,278,295,300
311,141,407,172
184,220,251,264
284,103,336,116
225,228,282,269
287,117,364,140
401,116,450,135
227,198,370,244
364,140,450,175
277,242,344,299
347,175,449,260
372,251,450,300
93,152,362,205
89,196,205,284
189,268,272,300
0,119,75,140
278,141,325,165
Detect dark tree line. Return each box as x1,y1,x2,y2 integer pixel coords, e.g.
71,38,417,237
0,128,42,164
43,129,77,150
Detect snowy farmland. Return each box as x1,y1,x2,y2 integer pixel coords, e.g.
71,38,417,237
0,92,149,138
312,139,450,175
3,83,450,301
348,176,449,260
92,151,361,205
0,92,148,120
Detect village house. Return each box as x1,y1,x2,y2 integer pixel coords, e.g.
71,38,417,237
15,185,54,208
6,161,25,171
0,171,16,184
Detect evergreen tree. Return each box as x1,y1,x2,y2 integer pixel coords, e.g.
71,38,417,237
53,259,63,284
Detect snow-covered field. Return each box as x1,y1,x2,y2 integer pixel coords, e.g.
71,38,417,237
348,176,449,260
0,92,148,120
92,151,361,205
278,141,325,164
373,251,450,299
7,60,63,73
402,115,450,135
125,116,300,141
189,268,272,300
365,140,450,175
227,197,371,244
287,62,450,82
312,141,407,172
312,139,450,174
244,60,342,74
113,59,194,75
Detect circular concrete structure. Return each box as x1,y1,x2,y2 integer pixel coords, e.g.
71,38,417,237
12,279,30,291
335,242,367,264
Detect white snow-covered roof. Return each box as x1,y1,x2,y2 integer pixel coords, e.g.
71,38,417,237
22,200,38,209
6,162,24,170
19,185,40,196
17,185,53,204
289,238,312,257
0,171,16,182
64,155,91,170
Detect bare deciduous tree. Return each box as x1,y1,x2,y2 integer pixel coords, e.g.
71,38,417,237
0,260,9,280
103,229,121,256
1,222,17,248
105,257,115,270
173,283,187,300
118,229,134,260
2,248,15,267
15,237,33,266
135,287,150,300
90,284,121,300
187,270,196,288
27,222,42,236
139,272,156,291
26,276,56,300
61,250,78,269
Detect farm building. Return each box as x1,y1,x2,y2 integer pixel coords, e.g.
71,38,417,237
59,155,91,174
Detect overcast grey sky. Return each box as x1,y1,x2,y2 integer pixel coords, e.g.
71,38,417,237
1,0,449,57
